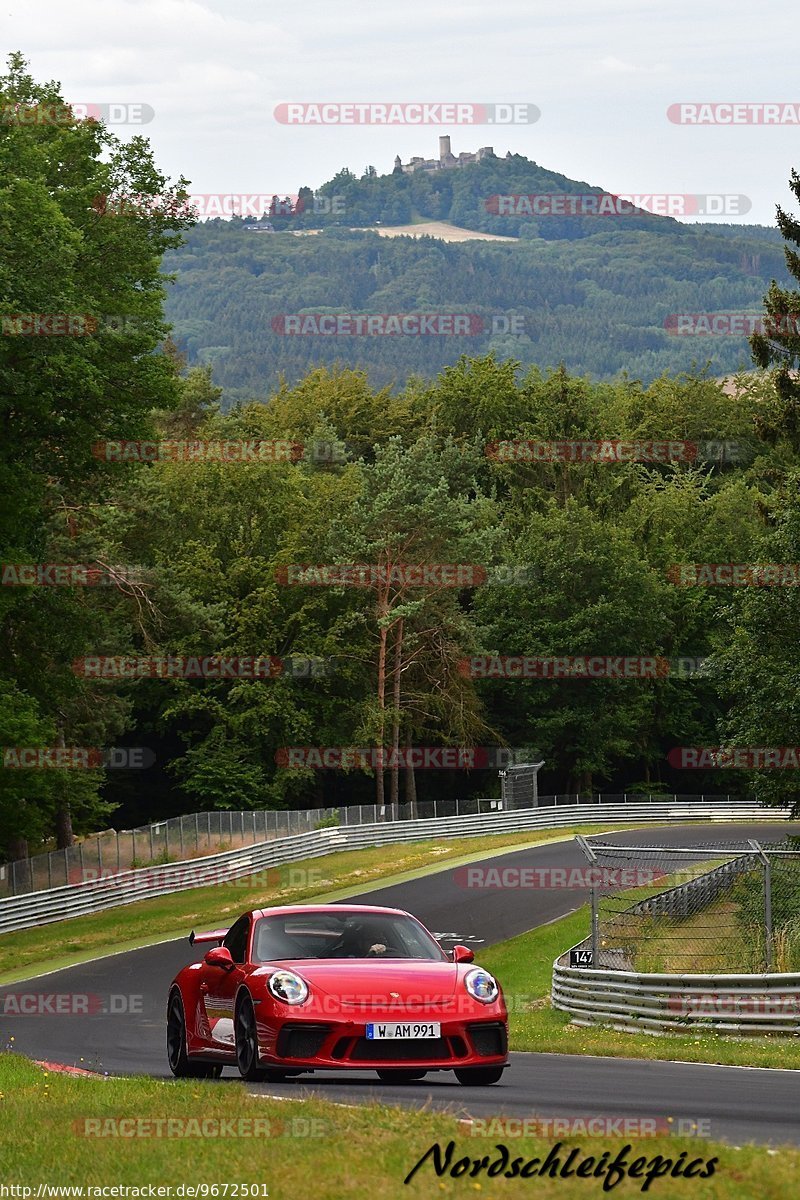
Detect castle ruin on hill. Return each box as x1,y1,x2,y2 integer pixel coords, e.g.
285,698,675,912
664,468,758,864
394,136,511,174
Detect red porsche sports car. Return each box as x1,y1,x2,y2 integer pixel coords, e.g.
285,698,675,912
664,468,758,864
167,903,508,1085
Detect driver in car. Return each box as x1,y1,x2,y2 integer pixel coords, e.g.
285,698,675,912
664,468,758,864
331,918,391,957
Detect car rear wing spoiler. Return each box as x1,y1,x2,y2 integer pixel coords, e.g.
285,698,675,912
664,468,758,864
189,928,228,946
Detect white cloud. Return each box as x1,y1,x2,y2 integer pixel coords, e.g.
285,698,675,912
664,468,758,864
598,55,667,75
2,0,797,223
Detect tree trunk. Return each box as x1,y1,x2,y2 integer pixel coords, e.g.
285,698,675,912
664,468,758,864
313,772,325,810
375,588,388,816
54,726,74,849
55,807,74,850
389,618,403,819
405,739,417,819
8,836,28,861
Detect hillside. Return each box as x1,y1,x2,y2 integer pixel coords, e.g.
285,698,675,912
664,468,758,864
162,154,788,400
261,152,679,238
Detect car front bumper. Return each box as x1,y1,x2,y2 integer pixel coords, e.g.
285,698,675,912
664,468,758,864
257,1015,508,1070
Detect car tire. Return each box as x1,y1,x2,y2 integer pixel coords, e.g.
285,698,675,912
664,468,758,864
376,1070,428,1082
167,991,222,1079
235,993,268,1082
454,1065,505,1086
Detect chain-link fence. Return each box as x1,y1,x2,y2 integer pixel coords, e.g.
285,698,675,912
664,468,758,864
0,808,343,898
0,792,744,899
574,836,800,973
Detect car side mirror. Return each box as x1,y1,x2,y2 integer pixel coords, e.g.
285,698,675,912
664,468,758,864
451,945,474,964
204,946,234,970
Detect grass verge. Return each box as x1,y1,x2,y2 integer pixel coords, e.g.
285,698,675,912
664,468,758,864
479,908,800,1070
630,898,754,973
0,824,639,984
0,1053,797,1198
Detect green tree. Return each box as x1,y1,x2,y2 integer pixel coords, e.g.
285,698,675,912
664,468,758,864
0,53,191,853
715,479,800,814
328,437,499,811
473,501,673,791
750,168,800,448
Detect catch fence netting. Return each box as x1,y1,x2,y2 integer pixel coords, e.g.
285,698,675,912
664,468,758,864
571,837,800,973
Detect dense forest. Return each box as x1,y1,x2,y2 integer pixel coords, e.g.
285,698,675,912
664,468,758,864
4,55,800,861
163,207,788,398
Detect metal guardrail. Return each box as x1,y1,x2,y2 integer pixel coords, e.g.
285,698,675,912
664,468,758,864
552,960,800,1035
0,792,744,897
0,799,788,935
0,807,342,898
626,854,757,921
553,839,800,1034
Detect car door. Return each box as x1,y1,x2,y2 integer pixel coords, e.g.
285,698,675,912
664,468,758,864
201,914,250,1051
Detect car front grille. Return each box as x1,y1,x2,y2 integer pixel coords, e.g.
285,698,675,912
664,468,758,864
276,1023,331,1058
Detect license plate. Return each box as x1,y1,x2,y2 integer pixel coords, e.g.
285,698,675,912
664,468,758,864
365,1021,440,1040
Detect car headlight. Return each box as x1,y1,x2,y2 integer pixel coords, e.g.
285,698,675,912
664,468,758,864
464,967,499,1004
267,969,309,1005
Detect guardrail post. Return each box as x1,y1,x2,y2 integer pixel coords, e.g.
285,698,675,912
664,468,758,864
765,857,773,970
764,858,774,970
576,835,599,966
749,840,773,970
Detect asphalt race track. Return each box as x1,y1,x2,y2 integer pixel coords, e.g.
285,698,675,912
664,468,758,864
2,822,799,1147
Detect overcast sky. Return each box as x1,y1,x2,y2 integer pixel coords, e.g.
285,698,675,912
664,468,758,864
4,0,799,225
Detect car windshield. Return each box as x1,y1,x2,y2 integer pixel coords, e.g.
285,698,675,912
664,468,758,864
252,911,447,962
